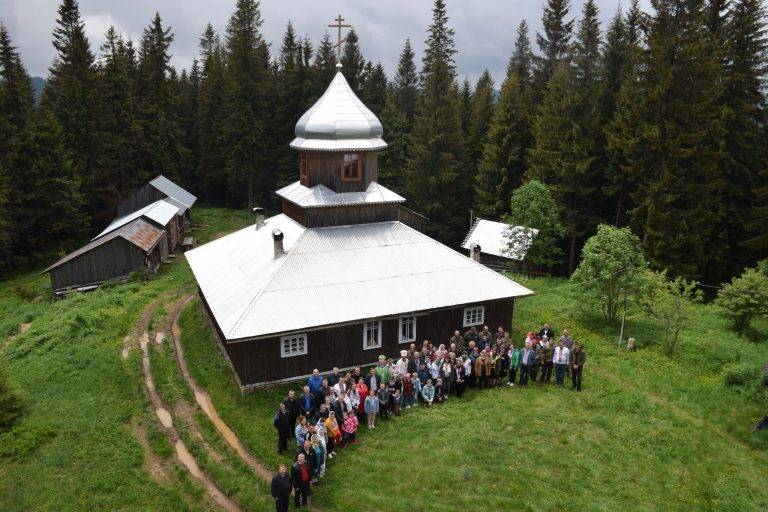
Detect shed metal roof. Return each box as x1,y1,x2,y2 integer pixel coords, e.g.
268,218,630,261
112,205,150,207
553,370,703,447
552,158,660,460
44,218,164,273
276,181,405,208
462,219,539,261
93,199,178,240
150,175,197,209
186,216,533,341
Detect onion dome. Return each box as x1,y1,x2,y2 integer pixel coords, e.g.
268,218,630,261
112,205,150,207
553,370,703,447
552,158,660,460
290,65,387,151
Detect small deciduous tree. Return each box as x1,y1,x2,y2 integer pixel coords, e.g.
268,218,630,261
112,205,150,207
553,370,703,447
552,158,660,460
503,180,564,269
571,224,646,323
638,270,703,355
715,267,768,335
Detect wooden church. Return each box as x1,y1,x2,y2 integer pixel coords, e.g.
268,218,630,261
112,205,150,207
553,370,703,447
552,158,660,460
186,61,533,391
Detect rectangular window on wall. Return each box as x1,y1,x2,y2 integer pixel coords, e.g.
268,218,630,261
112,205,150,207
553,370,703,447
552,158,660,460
399,316,416,343
363,320,381,350
341,153,361,181
299,153,308,182
281,333,308,358
463,306,485,327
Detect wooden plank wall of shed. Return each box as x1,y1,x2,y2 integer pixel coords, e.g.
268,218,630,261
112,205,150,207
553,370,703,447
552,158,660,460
304,151,378,192
50,238,146,290
222,298,515,386
116,183,166,217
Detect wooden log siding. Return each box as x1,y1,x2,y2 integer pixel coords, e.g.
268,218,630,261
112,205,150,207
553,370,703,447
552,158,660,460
204,296,515,390
50,238,149,291
116,183,167,217
302,151,378,192
283,203,422,231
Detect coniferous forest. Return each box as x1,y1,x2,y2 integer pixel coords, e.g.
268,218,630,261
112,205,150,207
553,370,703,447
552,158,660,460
0,0,766,288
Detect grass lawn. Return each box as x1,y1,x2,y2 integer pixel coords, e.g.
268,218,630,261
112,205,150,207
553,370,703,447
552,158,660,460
2,205,768,511
177,274,768,512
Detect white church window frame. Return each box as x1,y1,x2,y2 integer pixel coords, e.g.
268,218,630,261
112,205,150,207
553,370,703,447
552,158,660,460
281,333,308,358
463,306,485,327
399,316,416,344
363,321,382,350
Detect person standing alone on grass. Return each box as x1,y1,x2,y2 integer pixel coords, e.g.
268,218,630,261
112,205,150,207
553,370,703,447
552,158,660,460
291,453,310,508
271,463,292,512
274,403,291,455
553,339,570,386
570,343,586,391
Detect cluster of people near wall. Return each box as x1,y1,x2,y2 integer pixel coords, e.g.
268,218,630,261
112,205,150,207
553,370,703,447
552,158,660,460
270,323,586,510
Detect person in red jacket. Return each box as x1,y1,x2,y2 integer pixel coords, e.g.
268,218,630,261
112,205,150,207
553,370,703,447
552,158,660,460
291,453,310,508
354,377,368,420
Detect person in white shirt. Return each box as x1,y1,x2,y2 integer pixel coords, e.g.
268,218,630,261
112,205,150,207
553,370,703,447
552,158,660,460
553,339,570,386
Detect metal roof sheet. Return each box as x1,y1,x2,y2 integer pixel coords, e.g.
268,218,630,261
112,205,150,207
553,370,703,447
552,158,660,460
43,218,164,273
290,71,387,152
461,219,539,261
186,217,533,341
276,181,405,208
93,199,178,240
149,174,197,209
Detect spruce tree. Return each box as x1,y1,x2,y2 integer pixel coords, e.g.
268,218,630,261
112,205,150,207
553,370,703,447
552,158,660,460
393,38,418,129
180,60,200,188
43,0,97,230
341,29,365,92
312,32,337,98
458,77,472,142
196,24,227,204
221,0,272,207
406,0,466,245
467,69,495,176
378,92,409,195
360,61,388,117
535,0,575,89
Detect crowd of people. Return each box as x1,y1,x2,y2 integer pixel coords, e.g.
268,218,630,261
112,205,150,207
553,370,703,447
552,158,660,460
271,323,586,510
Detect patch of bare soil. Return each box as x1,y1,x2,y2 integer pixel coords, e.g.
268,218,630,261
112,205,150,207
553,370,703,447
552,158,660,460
174,399,228,466
127,417,175,488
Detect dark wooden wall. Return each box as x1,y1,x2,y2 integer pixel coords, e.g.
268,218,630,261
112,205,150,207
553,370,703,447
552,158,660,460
282,199,308,226
50,238,147,291
283,203,422,231
217,298,515,388
117,183,167,217
303,151,378,192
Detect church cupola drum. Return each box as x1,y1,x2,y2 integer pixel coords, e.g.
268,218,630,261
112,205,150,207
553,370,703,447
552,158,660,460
185,15,534,391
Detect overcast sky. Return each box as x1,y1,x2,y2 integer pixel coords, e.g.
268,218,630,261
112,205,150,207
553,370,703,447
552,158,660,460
3,0,652,84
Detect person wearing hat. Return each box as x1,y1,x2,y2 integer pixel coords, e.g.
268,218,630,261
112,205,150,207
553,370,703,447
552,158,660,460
375,355,391,383
394,350,409,378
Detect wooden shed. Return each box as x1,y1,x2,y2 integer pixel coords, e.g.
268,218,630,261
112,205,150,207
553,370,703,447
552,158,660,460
117,175,197,228
43,219,166,295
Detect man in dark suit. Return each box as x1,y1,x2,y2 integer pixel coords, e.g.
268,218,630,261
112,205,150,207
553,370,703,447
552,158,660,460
539,323,555,340
271,463,292,512
291,453,311,508
365,367,381,394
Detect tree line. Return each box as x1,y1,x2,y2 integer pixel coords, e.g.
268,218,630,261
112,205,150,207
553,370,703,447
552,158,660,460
0,0,766,287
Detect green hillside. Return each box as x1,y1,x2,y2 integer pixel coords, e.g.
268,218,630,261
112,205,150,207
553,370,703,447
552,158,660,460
0,207,767,511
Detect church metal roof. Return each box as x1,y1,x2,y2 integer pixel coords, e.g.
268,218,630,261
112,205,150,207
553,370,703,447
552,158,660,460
462,219,539,261
186,215,533,342
275,181,405,208
290,71,387,152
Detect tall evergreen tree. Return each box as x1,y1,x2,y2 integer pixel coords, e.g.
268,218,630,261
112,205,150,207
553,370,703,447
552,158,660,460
467,69,495,176
393,38,418,129
312,32,337,98
535,0,575,89
180,59,200,187
378,91,409,195
511,20,534,85
221,0,272,207
341,29,365,91
43,0,97,230
458,77,472,142
361,61,387,117
406,0,466,245
196,23,227,204
96,26,142,223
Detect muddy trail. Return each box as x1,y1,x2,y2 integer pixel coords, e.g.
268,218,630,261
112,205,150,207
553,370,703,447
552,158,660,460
137,297,242,512
169,295,273,483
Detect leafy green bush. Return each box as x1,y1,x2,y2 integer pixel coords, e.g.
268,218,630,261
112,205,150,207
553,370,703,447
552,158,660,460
0,422,57,461
503,180,564,269
722,363,757,388
0,370,23,431
715,267,768,335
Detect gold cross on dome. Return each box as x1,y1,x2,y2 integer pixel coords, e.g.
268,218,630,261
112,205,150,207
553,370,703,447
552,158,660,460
328,14,352,61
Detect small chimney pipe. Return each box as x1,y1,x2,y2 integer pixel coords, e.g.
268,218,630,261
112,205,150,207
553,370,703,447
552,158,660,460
272,229,284,258
253,207,265,229
470,243,482,263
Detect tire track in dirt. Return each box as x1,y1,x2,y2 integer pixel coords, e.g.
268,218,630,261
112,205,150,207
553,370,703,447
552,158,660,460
138,298,242,512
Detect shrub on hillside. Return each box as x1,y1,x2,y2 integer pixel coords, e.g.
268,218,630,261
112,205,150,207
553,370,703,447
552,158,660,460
722,363,757,388
571,225,647,324
715,267,768,335
0,369,23,432
503,180,564,269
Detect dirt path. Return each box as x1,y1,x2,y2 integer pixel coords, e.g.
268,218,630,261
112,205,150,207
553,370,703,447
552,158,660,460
137,300,242,512
169,295,273,483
